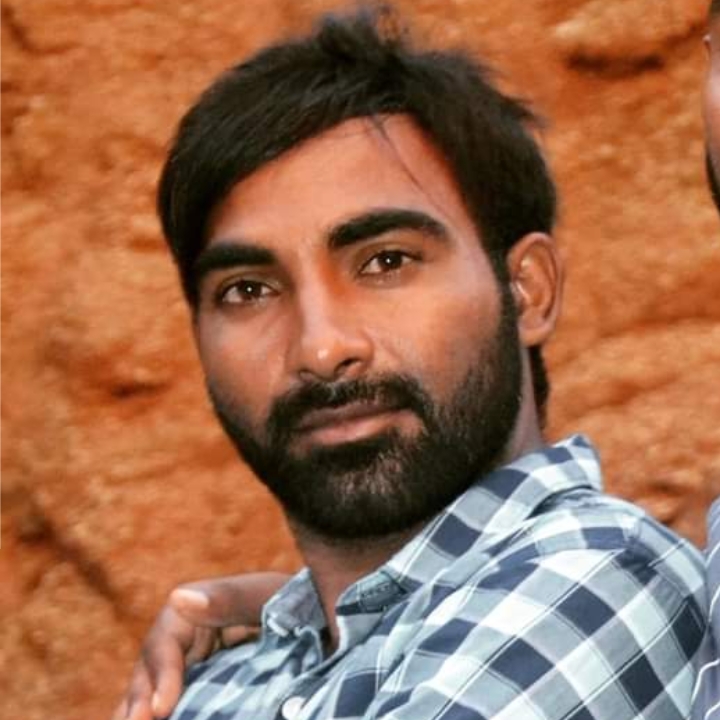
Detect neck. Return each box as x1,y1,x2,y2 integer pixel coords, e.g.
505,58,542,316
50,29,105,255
499,406,545,467
499,350,547,462
288,521,422,653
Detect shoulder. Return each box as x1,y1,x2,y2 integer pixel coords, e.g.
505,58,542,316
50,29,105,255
369,496,707,720
390,488,707,677
502,486,706,598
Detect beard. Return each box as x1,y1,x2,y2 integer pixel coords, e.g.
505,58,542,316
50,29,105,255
208,287,523,541
707,152,720,214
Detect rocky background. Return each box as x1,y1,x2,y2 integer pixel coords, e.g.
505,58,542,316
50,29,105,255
2,0,719,717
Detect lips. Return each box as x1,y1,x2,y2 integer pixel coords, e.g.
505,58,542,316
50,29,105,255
292,400,408,446
296,400,402,432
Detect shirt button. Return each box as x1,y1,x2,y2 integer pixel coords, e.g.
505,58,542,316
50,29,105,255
281,696,305,720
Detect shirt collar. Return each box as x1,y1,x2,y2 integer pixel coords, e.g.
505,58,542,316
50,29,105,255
263,434,602,638
381,433,601,594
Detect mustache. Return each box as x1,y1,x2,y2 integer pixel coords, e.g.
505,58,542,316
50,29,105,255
267,374,432,443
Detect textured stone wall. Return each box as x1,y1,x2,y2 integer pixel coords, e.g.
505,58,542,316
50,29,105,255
2,0,719,717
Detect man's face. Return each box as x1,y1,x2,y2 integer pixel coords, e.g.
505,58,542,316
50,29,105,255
706,14,720,210
193,116,523,540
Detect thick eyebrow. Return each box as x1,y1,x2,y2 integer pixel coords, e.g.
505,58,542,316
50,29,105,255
193,209,448,286
193,241,277,287
327,208,450,250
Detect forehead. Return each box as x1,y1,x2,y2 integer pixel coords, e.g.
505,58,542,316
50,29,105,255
206,115,479,247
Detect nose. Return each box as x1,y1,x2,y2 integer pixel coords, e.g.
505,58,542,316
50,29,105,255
288,289,373,383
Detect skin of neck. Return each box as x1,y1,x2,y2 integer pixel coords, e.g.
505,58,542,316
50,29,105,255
287,350,545,653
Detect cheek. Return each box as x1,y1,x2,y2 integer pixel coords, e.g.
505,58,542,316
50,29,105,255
196,318,283,425
379,283,500,395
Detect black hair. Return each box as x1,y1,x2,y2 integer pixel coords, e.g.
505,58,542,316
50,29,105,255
712,0,720,17
158,5,556,419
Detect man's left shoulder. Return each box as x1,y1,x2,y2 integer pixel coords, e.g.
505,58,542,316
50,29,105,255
402,488,706,650
519,486,706,595
370,493,707,720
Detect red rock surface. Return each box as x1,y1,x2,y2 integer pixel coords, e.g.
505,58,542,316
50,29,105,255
2,0,718,717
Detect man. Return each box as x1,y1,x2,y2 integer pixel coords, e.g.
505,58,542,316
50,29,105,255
114,8,706,720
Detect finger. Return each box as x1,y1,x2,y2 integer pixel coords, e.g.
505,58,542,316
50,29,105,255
126,695,154,720
171,572,289,627
220,625,259,648
118,660,154,720
150,663,184,719
110,697,128,720
142,612,189,719
184,626,218,666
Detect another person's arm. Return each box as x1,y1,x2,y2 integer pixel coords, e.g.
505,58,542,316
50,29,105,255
112,572,289,720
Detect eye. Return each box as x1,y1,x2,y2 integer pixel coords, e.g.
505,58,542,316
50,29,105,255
217,279,276,305
360,250,416,276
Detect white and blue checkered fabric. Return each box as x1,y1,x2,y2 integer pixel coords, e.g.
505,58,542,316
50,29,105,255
692,499,720,720
171,435,706,720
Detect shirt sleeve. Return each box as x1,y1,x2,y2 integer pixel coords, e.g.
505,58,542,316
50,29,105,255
363,545,705,720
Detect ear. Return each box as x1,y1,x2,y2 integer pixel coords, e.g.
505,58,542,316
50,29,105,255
506,232,563,348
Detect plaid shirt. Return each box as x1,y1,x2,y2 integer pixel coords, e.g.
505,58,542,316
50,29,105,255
691,499,720,720
172,435,706,720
